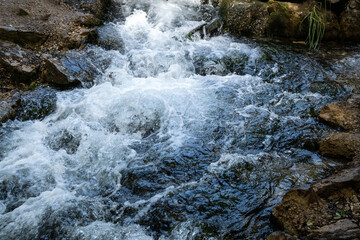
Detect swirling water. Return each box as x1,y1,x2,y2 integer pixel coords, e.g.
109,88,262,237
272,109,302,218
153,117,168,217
1,0,359,239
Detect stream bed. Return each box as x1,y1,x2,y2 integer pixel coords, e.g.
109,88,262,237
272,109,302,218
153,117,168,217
1,0,360,239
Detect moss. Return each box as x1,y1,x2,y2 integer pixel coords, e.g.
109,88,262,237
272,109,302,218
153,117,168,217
28,81,37,90
267,2,292,37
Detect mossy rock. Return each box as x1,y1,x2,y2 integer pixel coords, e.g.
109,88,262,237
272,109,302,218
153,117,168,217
266,2,306,39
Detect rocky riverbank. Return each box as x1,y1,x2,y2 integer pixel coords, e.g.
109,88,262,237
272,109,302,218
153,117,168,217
0,0,111,123
218,0,360,43
270,95,360,239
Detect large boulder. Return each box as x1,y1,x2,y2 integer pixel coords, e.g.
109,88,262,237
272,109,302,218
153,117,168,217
319,132,360,160
219,0,352,42
319,94,360,131
219,0,320,40
220,0,269,37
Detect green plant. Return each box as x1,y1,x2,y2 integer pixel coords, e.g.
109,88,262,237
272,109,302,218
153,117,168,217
302,4,326,50
334,209,347,220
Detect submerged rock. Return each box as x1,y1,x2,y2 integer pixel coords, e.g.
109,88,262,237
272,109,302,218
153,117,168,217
15,87,57,121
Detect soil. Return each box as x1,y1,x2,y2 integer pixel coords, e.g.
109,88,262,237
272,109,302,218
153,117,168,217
0,0,96,51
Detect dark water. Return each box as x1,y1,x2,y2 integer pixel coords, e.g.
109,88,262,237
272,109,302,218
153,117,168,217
1,0,359,239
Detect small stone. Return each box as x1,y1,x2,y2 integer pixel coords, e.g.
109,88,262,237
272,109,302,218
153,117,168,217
16,8,29,16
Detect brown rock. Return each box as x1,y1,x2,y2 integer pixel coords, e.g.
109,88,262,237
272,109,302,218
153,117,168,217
309,219,360,239
220,0,269,37
64,27,98,49
319,95,360,131
272,161,360,238
340,0,360,41
312,162,360,197
267,231,298,240
42,59,80,86
0,41,41,83
0,93,21,123
319,132,360,160
272,186,330,236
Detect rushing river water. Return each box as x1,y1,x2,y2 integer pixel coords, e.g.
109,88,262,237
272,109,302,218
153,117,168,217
1,0,360,239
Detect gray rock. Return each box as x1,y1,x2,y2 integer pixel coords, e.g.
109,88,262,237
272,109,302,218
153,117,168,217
310,219,360,239
0,94,21,123
43,58,80,86
64,0,111,19
0,26,48,49
267,231,298,240
313,162,360,197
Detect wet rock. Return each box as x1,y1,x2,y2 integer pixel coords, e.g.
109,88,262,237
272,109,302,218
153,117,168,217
47,129,81,154
0,93,21,123
0,101,17,123
42,48,105,87
42,58,81,86
15,87,57,121
97,24,124,50
0,41,41,83
0,26,48,49
60,49,105,86
319,94,360,131
319,132,360,160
